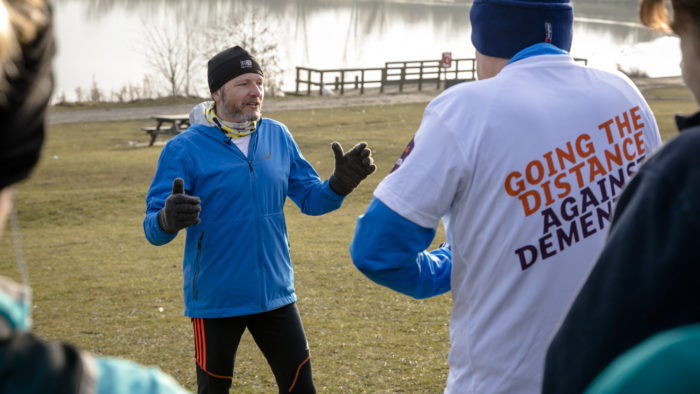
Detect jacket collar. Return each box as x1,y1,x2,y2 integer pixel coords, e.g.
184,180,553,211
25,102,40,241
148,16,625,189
507,43,569,65
675,111,700,132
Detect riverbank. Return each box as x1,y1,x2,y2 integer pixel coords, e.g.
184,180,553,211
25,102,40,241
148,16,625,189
47,76,687,125
47,90,441,125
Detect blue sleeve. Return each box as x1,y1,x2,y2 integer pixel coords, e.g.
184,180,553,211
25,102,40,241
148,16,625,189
143,143,185,246
96,356,190,394
286,135,345,216
143,212,176,246
350,197,451,299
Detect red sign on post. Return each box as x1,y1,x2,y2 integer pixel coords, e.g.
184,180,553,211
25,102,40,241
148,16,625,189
440,51,452,68
440,51,452,90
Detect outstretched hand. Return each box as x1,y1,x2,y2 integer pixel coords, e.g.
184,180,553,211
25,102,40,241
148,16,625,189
158,178,201,234
329,141,376,196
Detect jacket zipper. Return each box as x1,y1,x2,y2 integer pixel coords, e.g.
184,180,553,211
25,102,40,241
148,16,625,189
248,159,265,309
193,232,204,300
220,129,265,309
244,131,266,310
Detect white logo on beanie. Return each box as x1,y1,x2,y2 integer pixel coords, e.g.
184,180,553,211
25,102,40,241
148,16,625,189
241,59,253,69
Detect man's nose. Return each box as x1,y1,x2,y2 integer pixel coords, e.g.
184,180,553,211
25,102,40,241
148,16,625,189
250,84,263,97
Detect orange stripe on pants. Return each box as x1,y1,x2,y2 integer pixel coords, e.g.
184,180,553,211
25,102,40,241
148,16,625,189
193,318,206,369
288,354,311,392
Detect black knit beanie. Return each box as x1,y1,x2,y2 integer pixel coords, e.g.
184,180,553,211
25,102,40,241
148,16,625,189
207,46,264,93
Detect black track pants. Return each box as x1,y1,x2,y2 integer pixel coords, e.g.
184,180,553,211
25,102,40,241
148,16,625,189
192,302,315,394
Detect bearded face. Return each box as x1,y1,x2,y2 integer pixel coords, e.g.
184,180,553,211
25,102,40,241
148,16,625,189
214,73,264,122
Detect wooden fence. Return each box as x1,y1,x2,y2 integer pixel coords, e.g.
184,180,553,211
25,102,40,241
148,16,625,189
294,57,588,96
295,58,476,96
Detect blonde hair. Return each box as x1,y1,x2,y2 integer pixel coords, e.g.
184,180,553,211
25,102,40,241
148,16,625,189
639,0,672,32
640,0,700,33
0,0,50,92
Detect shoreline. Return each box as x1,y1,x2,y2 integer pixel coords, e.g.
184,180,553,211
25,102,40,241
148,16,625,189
47,76,686,125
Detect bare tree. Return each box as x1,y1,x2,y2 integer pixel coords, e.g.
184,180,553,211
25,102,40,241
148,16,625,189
74,86,83,103
113,86,127,103
55,91,67,105
180,21,199,97
142,21,183,97
202,7,286,97
139,8,283,98
140,13,203,98
128,83,139,102
89,79,102,102
140,75,156,99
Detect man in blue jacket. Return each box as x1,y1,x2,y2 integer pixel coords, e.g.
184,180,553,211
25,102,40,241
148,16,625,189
143,46,375,394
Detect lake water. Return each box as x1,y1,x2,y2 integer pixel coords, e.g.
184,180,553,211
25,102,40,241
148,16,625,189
52,0,679,101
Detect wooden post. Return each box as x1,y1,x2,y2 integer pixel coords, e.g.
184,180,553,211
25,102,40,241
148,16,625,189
354,75,359,90
319,71,324,96
340,72,345,95
361,70,365,94
335,76,340,91
307,69,311,96
399,65,405,93
436,64,441,90
380,68,386,93
418,61,424,91
295,67,300,95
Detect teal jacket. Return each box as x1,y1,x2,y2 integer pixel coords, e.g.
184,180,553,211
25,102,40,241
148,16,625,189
144,119,344,318
0,276,190,393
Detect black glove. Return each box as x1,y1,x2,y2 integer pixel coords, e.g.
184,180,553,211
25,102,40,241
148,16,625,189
328,141,376,196
158,178,201,234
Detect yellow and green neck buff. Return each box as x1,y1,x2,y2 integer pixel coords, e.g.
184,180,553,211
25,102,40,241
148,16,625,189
204,101,257,139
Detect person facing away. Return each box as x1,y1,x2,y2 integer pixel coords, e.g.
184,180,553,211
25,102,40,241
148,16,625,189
143,46,376,394
0,0,189,392
349,0,662,392
542,1,700,392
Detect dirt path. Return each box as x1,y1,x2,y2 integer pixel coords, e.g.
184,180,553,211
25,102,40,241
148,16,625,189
47,90,441,125
47,76,685,125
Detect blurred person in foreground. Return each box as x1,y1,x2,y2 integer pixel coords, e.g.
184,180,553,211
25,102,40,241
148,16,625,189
0,0,189,392
543,1,700,392
143,46,375,393
349,0,662,392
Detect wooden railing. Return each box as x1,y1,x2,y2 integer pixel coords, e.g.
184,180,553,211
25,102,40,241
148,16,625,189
382,58,476,92
294,57,588,96
294,57,477,96
295,66,386,96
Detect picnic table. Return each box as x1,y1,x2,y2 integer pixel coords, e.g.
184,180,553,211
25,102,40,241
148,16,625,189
142,114,190,146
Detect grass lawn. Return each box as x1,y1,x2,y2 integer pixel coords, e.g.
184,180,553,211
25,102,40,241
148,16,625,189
0,86,696,392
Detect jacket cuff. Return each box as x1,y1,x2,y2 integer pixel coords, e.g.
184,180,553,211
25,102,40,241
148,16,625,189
144,212,177,246
324,178,347,200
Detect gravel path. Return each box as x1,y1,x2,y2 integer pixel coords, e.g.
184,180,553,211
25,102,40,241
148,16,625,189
47,76,685,125
47,90,441,125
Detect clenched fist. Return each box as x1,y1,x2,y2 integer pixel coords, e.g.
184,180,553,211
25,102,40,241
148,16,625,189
158,178,201,234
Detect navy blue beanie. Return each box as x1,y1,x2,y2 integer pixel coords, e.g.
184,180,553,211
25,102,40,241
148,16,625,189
470,0,573,59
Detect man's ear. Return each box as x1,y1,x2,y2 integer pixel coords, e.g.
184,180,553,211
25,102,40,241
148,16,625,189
211,90,220,103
